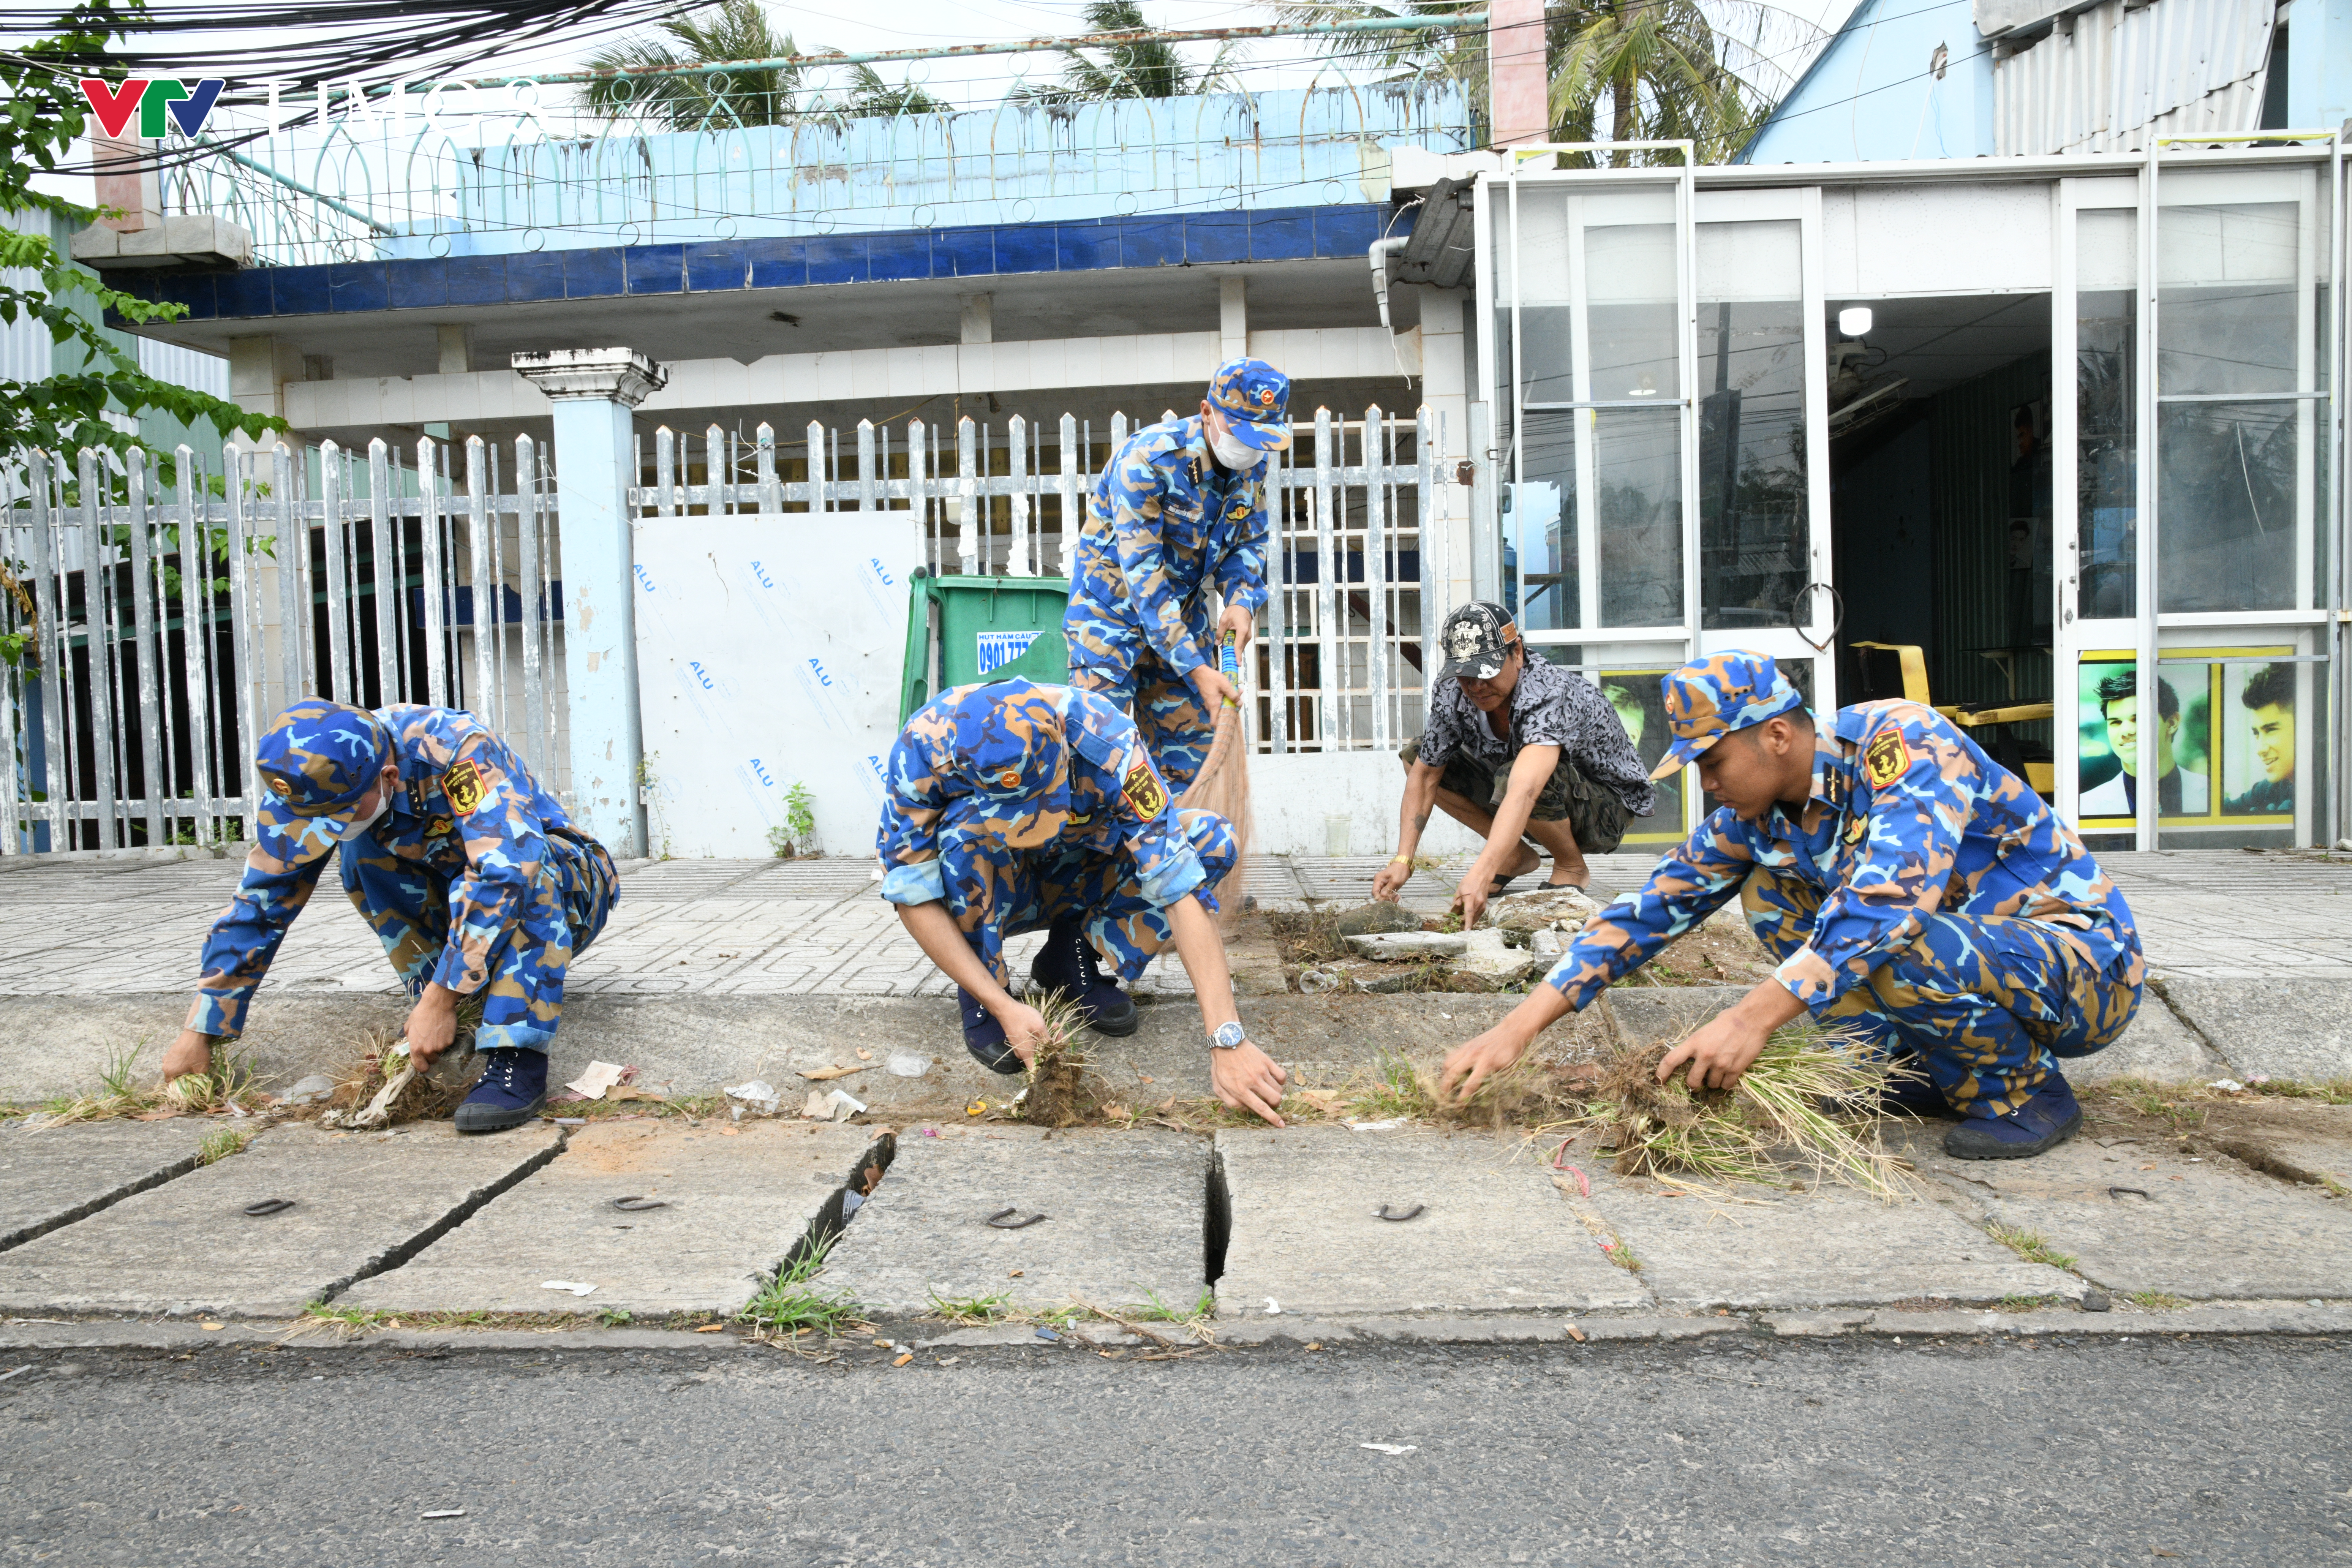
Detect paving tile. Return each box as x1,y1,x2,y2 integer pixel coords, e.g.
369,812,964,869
343,1122,883,1317
0,1119,222,1252
1214,1127,1653,1318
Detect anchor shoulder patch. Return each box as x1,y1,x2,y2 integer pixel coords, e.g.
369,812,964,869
1861,729,1911,789
443,757,488,815
1121,762,1169,820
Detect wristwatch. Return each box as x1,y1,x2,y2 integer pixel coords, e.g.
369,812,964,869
1210,1021,1248,1051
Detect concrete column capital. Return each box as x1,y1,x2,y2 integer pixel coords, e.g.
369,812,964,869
510,348,667,408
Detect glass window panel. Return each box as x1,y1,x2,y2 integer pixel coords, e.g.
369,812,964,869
2158,202,2300,396
2076,209,2137,620
1696,293,1806,631
1596,406,1683,627
2157,400,2313,612
1506,408,1579,632
1585,223,1679,402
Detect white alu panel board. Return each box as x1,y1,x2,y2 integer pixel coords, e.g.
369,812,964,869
631,512,921,859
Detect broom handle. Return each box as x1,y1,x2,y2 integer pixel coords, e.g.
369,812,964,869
1179,631,1245,807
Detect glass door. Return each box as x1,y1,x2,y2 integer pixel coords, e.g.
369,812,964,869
1481,154,1702,841
2057,146,2343,850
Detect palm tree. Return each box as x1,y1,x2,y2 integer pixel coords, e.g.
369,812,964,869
1013,0,1243,104
1261,0,1815,166
827,62,951,119
580,0,808,131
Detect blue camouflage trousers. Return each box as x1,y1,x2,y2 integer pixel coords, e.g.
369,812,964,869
1066,652,1218,790
340,830,619,1054
944,808,1237,988
1741,865,2142,1119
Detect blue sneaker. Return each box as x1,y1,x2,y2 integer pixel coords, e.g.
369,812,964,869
960,989,1023,1075
1027,916,1139,1037
1943,1076,2083,1160
455,1048,548,1133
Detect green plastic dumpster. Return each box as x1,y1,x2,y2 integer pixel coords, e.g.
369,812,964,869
898,570,1072,722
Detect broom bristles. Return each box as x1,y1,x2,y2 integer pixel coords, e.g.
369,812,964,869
1179,703,1253,930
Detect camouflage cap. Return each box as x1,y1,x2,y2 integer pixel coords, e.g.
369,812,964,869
251,698,394,856
947,678,1072,849
1206,358,1292,453
1650,650,1808,780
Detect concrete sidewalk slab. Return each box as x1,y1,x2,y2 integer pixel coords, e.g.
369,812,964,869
1906,1130,2352,1301
0,1122,561,1319
1582,1170,2081,1309
818,1126,1209,1317
1212,1127,1653,1320
2154,977,2352,1083
341,1122,885,1318
0,1119,223,1253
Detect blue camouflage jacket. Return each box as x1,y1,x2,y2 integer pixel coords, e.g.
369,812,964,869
188,706,577,1038
876,684,1211,913
1543,700,2141,1012
1065,416,1269,678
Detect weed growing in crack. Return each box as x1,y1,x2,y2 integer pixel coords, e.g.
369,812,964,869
2126,1290,2190,1310
926,1290,1014,1325
196,1127,253,1166
739,1238,864,1337
1987,1223,2077,1271
1994,1292,2068,1312
1130,1287,1216,1326
39,1041,267,1124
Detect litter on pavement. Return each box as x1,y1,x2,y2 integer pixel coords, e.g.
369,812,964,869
1360,1443,1418,1456
565,1061,629,1100
541,1280,597,1297
724,1080,782,1114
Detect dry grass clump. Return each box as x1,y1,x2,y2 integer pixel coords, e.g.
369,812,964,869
1566,1023,1919,1201
1020,990,1119,1128
313,1027,479,1127
36,1042,267,1125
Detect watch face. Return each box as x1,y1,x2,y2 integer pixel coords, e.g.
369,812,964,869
1214,1022,1247,1049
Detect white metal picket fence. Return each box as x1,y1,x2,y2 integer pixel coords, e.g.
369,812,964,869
0,436,563,855
628,403,1448,754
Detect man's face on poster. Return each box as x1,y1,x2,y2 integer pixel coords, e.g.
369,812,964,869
1606,688,1645,750
2249,703,2295,784
2100,694,2178,779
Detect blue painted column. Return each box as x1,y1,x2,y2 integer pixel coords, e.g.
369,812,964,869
511,348,667,858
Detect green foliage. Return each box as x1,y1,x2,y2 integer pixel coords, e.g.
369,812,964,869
581,0,808,128
1014,0,1242,104
926,1288,1013,1324
828,63,949,119
738,1238,864,1336
197,1127,253,1165
0,2,285,477
784,780,815,843
1987,1223,2077,1271
1260,0,1808,165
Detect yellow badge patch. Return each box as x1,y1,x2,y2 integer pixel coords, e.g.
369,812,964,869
443,758,487,815
1862,730,1911,789
1121,763,1168,820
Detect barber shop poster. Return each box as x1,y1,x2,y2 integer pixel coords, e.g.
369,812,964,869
1599,670,1685,844
2075,652,2298,825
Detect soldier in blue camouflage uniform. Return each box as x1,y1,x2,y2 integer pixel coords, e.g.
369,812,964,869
1440,651,2143,1160
1062,358,1289,789
162,698,619,1133
878,677,1290,1125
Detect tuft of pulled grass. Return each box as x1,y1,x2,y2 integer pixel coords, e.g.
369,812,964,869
1543,1021,1920,1201
314,1025,480,1128
38,1042,267,1125
1020,990,1120,1129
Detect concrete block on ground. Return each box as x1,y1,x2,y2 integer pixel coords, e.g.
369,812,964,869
1585,1168,2080,1309
2071,994,2225,1084
1908,1131,2352,1301
0,1122,560,1318
2155,978,2352,1082
818,1126,1208,1317
0,1119,224,1252
1601,986,1744,1048
342,1121,883,1318
1213,1127,1653,1319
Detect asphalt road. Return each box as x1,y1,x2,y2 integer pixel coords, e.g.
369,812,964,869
3,1332,2347,1566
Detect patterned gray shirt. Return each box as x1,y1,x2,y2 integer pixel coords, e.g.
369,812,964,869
1418,653,1657,818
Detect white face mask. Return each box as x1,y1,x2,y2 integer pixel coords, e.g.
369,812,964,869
336,793,389,842
1207,422,1260,473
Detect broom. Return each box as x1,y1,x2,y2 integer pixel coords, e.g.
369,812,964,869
1178,629,1254,930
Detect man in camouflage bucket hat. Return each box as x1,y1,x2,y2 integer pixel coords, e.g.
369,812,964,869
162,698,619,1133
1437,650,2144,1161
1061,357,1290,789
878,677,1289,1125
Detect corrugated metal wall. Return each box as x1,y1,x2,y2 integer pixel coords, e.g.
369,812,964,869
136,337,228,399
0,210,52,386
1931,350,2053,730
1993,0,2274,156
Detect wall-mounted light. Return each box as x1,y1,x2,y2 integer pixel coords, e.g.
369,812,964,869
1837,305,1873,338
